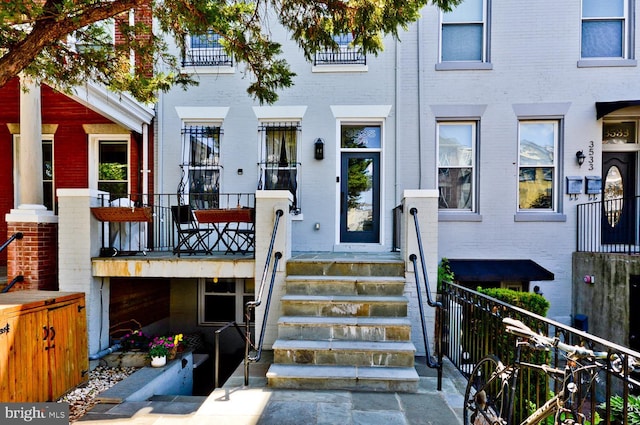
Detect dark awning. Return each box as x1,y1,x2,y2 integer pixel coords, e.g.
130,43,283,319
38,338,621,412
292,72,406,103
447,259,554,282
596,100,640,119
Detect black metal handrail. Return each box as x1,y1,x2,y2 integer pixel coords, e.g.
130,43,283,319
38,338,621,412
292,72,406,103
409,207,443,390
0,232,23,253
214,321,246,388
441,281,640,424
1,232,24,293
243,208,284,385
1,275,24,293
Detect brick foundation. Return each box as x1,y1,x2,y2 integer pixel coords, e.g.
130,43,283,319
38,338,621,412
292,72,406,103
7,221,58,290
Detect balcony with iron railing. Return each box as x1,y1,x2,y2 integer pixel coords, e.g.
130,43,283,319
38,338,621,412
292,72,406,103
577,195,640,254
91,192,255,257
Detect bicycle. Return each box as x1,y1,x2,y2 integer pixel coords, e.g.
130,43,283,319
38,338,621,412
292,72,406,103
463,318,621,425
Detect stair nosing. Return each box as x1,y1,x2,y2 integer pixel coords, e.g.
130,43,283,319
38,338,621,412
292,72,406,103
277,316,411,325
272,339,416,351
281,295,408,302
266,364,419,381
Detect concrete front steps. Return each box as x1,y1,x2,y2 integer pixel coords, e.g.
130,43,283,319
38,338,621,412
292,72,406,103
266,256,419,392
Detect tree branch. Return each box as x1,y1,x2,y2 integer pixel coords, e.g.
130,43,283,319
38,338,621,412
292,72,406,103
0,0,145,87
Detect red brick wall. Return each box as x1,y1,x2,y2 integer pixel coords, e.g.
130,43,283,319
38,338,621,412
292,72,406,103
0,79,149,267
6,222,58,291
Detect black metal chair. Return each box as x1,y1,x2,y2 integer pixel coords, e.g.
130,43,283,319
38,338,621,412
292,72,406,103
171,205,212,256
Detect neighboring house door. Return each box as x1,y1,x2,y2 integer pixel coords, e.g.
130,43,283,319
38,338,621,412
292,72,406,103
340,151,380,243
602,152,636,245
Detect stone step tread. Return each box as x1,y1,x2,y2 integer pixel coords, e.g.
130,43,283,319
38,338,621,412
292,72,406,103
272,339,416,352
267,364,419,381
281,295,408,303
278,316,411,326
286,275,405,282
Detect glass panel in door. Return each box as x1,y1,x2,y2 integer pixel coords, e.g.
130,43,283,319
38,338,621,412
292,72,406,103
340,152,380,243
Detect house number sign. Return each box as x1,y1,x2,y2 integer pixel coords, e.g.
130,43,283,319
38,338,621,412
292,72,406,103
587,140,594,171
0,323,9,335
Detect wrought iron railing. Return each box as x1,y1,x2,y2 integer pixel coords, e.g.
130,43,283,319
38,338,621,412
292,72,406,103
314,49,366,65
0,232,24,293
408,207,443,390
93,192,255,256
441,281,640,424
182,46,232,67
244,208,284,385
577,195,640,254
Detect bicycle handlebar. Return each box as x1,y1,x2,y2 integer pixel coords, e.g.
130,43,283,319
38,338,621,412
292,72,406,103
503,318,610,360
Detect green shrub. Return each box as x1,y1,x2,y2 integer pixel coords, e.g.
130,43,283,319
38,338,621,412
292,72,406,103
601,395,640,425
477,287,550,317
438,258,454,292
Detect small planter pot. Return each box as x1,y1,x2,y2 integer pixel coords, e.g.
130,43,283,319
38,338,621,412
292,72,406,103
150,355,167,368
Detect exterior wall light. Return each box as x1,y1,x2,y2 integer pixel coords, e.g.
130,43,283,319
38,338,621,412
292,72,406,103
576,150,586,166
314,138,325,160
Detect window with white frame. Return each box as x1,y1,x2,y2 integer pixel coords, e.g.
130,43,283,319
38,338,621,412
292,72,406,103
581,0,631,59
518,121,559,211
440,0,488,62
199,278,255,325
183,30,232,67
180,124,221,209
437,122,476,211
42,139,54,211
258,122,301,212
97,138,129,197
12,136,55,211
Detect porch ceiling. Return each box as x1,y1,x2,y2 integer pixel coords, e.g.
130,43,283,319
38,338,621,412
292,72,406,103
447,259,554,282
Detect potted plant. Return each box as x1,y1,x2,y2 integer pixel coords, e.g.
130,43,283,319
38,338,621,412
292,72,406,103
148,336,172,367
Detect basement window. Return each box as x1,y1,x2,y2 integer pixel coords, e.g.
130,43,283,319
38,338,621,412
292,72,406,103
198,278,255,325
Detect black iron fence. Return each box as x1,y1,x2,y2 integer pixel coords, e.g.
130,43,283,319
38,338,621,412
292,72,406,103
441,281,640,424
577,195,640,254
314,49,366,65
93,192,255,256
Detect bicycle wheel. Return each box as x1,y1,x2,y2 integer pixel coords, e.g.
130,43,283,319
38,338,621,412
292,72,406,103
463,355,510,425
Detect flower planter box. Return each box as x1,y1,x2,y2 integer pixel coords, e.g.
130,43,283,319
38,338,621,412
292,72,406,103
101,351,150,368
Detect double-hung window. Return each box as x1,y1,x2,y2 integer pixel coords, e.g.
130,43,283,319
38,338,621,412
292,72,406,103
42,139,53,211
517,121,559,212
581,0,631,59
180,124,221,209
437,122,476,211
199,278,255,325
183,30,232,68
439,0,490,68
259,122,301,212
97,138,129,197
12,135,55,211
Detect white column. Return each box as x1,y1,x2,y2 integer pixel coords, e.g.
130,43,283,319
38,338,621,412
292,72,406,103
18,75,44,208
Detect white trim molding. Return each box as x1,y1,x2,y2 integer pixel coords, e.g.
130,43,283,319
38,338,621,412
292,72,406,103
330,105,392,119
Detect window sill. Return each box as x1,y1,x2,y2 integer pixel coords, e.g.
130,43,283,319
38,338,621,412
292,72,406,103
312,65,368,73
577,59,637,68
439,212,482,222
181,66,235,74
435,62,493,71
514,212,566,222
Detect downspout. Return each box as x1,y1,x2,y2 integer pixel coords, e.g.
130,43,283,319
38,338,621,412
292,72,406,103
88,343,122,360
417,18,425,189
394,34,401,203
